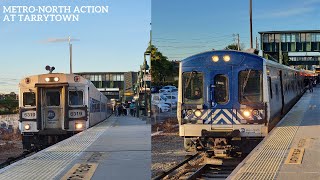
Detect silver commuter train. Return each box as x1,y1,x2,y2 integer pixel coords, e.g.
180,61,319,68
19,73,112,150
177,50,309,156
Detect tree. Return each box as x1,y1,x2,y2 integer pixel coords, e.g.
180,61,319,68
224,43,245,51
150,45,175,85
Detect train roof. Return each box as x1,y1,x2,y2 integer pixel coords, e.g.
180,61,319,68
19,73,91,88
181,50,298,72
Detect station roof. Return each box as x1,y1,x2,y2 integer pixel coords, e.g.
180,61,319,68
258,30,320,34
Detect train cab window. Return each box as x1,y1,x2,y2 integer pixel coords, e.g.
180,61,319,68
182,72,203,104
69,91,84,106
46,91,60,106
239,70,262,103
214,75,229,104
23,92,36,107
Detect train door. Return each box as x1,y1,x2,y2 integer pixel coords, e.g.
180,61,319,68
41,88,64,129
279,70,285,114
210,69,234,129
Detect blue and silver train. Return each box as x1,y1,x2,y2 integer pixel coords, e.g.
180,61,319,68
19,73,112,150
177,50,308,155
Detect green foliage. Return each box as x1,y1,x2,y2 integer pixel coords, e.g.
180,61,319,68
0,99,18,114
282,53,289,66
225,44,240,51
150,45,175,85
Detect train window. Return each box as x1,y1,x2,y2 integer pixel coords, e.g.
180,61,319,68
268,77,273,99
214,75,229,104
23,92,36,107
239,70,262,103
69,91,84,106
46,91,60,106
182,72,203,104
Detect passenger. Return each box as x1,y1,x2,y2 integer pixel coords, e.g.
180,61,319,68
130,103,135,116
308,79,313,93
122,104,127,116
117,104,122,116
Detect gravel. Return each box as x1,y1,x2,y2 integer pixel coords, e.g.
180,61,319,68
151,115,194,178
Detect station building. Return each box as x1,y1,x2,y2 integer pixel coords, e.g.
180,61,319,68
259,30,320,70
75,72,137,102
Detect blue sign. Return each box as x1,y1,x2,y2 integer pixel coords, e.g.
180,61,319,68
48,110,55,120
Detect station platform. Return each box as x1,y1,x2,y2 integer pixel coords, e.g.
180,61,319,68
228,86,320,180
0,115,151,180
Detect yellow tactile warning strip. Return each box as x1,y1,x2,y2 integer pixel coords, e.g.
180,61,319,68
233,96,312,180
61,163,98,180
0,118,116,180
284,148,304,164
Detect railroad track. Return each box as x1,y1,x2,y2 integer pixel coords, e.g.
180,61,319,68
0,149,37,169
186,164,238,180
153,153,242,180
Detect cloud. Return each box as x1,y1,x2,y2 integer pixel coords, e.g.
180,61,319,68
256,6,315,19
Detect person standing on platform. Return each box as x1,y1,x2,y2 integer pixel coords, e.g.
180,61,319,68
308,78,313,93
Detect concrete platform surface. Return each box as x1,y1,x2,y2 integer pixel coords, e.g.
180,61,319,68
0,115,151,180
229,86,320,180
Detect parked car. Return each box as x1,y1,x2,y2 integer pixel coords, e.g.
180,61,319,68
151,94,168,105
159,86,177,93
157,103,170,113
164,95,177,108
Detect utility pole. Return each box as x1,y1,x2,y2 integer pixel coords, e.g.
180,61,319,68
256,36,259,49
69,36,73,74
233,34,240,50
249,0,253,49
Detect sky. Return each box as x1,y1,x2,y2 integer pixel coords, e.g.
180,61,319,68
0,0,151,93
152,0,320,60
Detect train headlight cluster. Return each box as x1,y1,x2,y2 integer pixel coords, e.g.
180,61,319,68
45,77,60,82
212,55,231,62
24,124,30,130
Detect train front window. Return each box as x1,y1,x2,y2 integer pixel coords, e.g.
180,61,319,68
23,92,36,107
214,75,229,104
46,91,60,106
69,91,84,106
183,72,203,104
239,70,262,103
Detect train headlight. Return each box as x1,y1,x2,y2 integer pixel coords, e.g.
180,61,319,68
75,123,84,130
212,55,219,62
243,110,251,117
45,77,50,82
223,55,230,62
252,109,259,116
24,124,30,130
54,77,59,82
187,110,193,116
194,110,202,117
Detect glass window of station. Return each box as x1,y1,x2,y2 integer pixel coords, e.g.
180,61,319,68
81,73,124,89
261,32,320,52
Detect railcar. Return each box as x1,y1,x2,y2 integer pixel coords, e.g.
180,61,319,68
177,50,307,156
19,73,112,150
